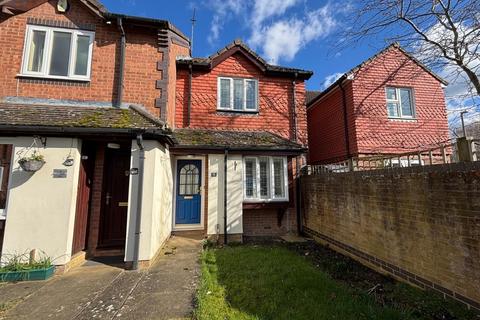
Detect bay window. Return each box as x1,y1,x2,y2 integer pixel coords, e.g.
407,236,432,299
21,25,94,81
243,156,288,201
218,77,258,111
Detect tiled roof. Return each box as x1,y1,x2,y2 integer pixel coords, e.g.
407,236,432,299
177,39,313,80
307,43,448,107
0,103,163,129
306,91,321,105
173,128,305,151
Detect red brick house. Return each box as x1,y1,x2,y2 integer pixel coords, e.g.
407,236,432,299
307,44,450,165
0,0,189,270
0,0,313,271
172,40,312,240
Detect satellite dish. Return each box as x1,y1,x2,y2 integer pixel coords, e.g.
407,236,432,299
57,0,69,13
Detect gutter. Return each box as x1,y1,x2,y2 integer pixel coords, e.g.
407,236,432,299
132,133,145,270
339,82,351,159
0,125,175,145
116,17,126,108
223,148,228,245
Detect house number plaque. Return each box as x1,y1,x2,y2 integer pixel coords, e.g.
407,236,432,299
53,169,67,178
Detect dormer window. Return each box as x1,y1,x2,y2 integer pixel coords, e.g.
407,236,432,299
218,77,258,112
21,25,94,81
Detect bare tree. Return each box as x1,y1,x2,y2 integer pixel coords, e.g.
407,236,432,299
343,0,480,96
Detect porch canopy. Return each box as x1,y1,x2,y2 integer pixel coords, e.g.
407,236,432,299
0,103,173,143
171,128,306,154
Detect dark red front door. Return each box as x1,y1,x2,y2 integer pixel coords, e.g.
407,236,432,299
98,144,131,248
72,142,95,255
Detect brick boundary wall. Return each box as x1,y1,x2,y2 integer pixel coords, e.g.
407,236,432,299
301,162,480,312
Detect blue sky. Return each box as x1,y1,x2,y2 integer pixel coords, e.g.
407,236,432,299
101,0,385,92
101,0,479,129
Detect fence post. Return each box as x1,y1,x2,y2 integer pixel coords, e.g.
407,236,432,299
407,155,411,167
456,137,474,162
429,150,433,165
418,152,422,166
441,145,447,163
348,158,354,172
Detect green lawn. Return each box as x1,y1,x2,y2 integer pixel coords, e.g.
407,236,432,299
195,245,406,320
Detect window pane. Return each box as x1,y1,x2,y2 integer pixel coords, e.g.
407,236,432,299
400,89,413,117
273,158,285,198
259,158,269,198
246,80,257,110
245,159,256,198
386,88,397,100
27,30,46,72
74,35,90,76
233,79,244,110
220,79,231,108
49,31,72,76
387,102,399,117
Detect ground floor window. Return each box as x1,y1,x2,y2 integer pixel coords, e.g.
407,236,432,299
243,156,288,201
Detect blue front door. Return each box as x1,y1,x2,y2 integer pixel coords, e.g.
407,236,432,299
175,160,202,224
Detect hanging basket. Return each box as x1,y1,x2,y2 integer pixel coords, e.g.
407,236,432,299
18,159,45,172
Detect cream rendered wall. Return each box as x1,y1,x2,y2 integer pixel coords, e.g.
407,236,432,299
0,137,81,265
125,140,173,262
207,154,243,235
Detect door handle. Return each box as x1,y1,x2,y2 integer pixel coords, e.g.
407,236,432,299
106,192,112,205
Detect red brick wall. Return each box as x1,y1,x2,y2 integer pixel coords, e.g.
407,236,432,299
166,42,189,127
0,0,163,116
307,82,357,164
352,48,450,154
307,47,450,164
243,208,297,237
175,52,308,146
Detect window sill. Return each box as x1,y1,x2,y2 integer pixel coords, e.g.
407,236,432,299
17,74,91,83
243,200,289,209
388,117,417,122
216,109,259,115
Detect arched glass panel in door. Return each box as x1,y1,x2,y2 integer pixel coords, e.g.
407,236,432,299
179,164,200,195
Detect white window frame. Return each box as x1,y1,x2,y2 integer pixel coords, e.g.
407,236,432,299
20,25,95,81
386,87,415,119
217,77,259,112
243,156,288,202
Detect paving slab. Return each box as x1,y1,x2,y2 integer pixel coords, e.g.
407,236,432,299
114,236,201,320
1,236,201,320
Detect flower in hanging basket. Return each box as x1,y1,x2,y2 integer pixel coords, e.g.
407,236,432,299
18,153,45,172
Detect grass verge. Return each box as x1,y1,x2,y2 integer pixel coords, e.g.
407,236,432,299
195,244,476,320
196,245,409,320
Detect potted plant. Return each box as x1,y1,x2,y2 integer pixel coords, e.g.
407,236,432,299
0,251,55,282
18,152,45,172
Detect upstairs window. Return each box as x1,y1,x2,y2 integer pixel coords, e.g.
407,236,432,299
218,77,258,112
244,156,288,202
21,25,94,81
386,87,415,118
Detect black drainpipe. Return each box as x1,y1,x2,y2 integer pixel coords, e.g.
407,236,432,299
292,73,298,142
132,133,145,270
187,62,193,127
116,17,126,108
223,148,228,245
339,81,351,159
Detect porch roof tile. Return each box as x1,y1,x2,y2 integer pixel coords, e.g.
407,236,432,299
172,128,305,151
0,103,163,130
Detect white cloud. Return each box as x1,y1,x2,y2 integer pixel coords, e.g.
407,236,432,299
322,72,343,89
204,0,346,63
249,4,339,64
251,0,301,27
206,0,243,45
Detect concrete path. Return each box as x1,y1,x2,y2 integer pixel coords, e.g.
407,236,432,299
0,236,201,320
